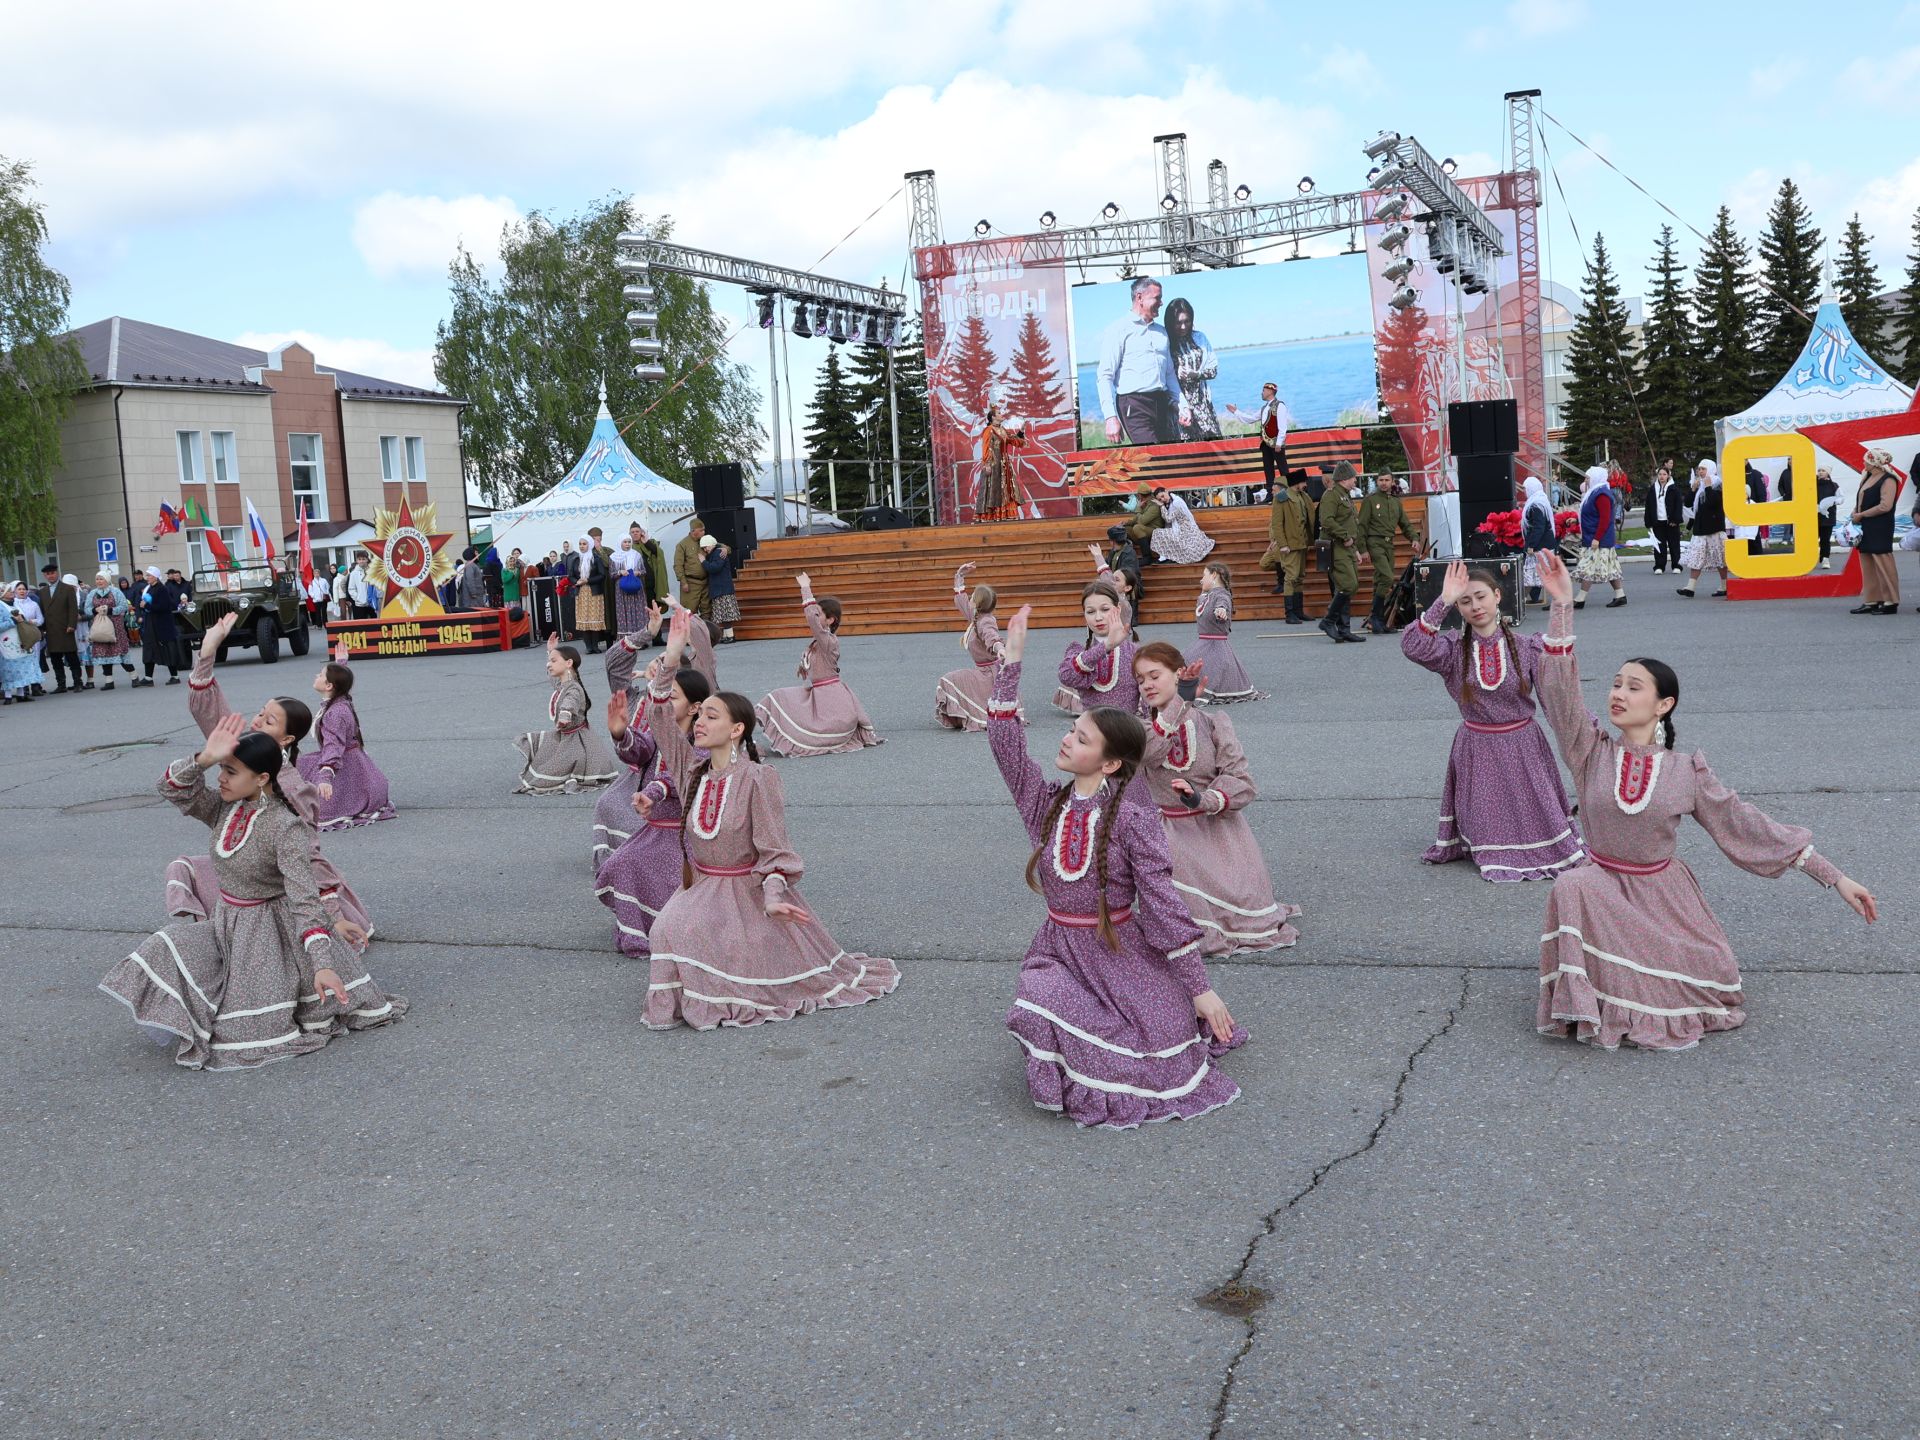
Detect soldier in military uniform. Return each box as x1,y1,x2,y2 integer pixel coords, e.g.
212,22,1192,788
1316,462,1366,643
1357,474,1423,634
1261,473,1317,623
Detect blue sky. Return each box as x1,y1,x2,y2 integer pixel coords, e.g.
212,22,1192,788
8,0,1919,459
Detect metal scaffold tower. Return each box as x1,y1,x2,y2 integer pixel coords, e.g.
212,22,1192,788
1505,89,1549,476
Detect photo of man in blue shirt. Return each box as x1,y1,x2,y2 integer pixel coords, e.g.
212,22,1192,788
1096,277,1180,446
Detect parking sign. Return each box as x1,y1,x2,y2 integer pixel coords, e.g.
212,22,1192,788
97,536,119,565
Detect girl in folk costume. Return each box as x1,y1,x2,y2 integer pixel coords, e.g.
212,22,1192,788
167,613,374,953
640,609,898,1029
1572,465,1627,609
1134,642,1298,956
1052,577,1140,717
1531,553,1876,1049
1519,475,1557,607
595,603,716,863
595,662,712,957
82,572,135,688
1401,561,1584,883
294,656,397,828
0,587,40,703
100,715,406,1072
1148,486,1217,566
975,407,1027,521
756,573,883,757
1189,562,1265,705
989,607,1245,1128
1677,458,1732,598
514,634,619,795
935,561,1020,731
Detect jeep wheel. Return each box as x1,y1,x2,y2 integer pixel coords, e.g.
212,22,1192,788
287,615,311,657
255,614,280,664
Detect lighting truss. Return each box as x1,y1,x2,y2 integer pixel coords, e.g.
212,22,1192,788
1361,133,1504,265
615,233,907,319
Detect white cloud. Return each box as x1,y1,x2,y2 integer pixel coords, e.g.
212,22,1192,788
1749,59,1803,99
352,193,523,280
1508,0,1588,35
1850,157,1920,274
1838,45,1920,110
1312,46,1382,95
232,330,440,391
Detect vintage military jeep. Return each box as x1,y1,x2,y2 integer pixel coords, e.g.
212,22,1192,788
177,564,311,664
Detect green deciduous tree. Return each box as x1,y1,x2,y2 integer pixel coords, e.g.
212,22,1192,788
1637,225,1703,465
1754,178,1824,384
0,156,88,550
434,194,761,507
1835,213,1889,360
1693,206,1763,426
1559,233,1644,475
1892,205,1920,385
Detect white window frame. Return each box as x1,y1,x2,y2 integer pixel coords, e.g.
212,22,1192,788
289,433,327,522
380,435,401,482
210,430,236,486
186,525,245,584
404,435,426,483
176,430,205,487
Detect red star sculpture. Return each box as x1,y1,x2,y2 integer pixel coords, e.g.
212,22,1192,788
362,494,455,610
1798,389,1920,486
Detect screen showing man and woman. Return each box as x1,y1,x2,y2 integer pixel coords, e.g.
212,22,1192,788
1070,253,1379,450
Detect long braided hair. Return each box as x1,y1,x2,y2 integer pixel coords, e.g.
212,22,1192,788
320,662,368,743
233,730,298,812
1023,706,1146,950
269,697,314,764
1623,656,1680,750
679,691,762,889
1454,568,1530,709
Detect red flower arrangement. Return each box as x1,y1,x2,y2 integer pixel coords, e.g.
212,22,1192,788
1475,509,1580,548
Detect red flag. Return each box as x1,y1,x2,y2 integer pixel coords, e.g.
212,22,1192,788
297,504,314,590
201,527,236,572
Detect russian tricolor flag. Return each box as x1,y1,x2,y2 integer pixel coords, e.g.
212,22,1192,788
245,497,277,563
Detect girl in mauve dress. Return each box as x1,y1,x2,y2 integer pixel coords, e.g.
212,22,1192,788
1053,551,1138,715
515,635,619,795
935,561,1019,731
167,612,374,953
1189,562,1265,705
641,609,897,1029
991,605,1244,1129
756,573,883,757
1134,641,1297,956
1532,552,1876,1050
594,660,711,957
593,607,701,865
100,714,405,1072
1051,579,1141,718
1401,561,1584,883
295,661,397,828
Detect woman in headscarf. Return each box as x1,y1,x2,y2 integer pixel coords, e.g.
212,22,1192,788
10,580,46,693
1677,459,1730,598
1572,465,1627,609
82,571,135,689
135,566,185,686
1520,475,1556,606
1148,484,1217,565
1,583,42,703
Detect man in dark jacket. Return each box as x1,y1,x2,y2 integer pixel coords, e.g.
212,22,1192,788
38,566,82,692
1644,462,1685,573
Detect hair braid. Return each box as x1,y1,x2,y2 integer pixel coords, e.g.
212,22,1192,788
1661,714,1677,750
1092,767,1135,951
1504,621,1532,700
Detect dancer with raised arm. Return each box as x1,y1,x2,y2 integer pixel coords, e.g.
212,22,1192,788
989,606,1244,1128
294,655,397,829
100,714,406,1072
514,634,619,795
596,603,717,863
1051,577,1140,717
1532,552,1876,1049
1134,642,1297,955
757,573,883,756
167,612,374,952
641,610,898,1029
935,561,1019,731
1189,562,1265,704
1400,561,1584,883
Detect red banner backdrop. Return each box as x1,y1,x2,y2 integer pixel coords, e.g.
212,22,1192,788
916,240,1076,523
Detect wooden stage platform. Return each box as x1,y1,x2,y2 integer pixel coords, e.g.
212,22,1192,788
729,500,1428,641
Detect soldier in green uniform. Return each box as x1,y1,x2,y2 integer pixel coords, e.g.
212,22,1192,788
1357,474,1423,634
1260,473,1317,623
1125,481,1167,566
1316,461,1366,643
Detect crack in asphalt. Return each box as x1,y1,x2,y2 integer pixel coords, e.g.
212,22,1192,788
1202,967,1473,1440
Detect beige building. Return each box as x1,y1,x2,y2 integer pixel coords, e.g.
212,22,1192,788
13,318,466,586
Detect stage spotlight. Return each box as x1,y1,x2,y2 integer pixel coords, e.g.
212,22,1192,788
792,302,813,339
881,314,899,346
1039,210,1056,229
1373,195,1408,223
754,292,775,329
1378,224,1411,253
1366,165,1383,184
1101,200,1121,220
1372,164,1412,191
829,310,847,343
863,314,880,343
813,302,830,334
1381,257,1415,283
621,283,656,308
974,219,991,237
1387,285,1418,311
1233,183,1251,201
1362,130,1402,161
1441,156,1458,176
1160,192,1179,212
1297,176,1314,195
628,335,663,359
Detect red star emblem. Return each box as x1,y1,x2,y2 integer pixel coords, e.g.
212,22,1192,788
1798,390,1920,485
363,494,454,609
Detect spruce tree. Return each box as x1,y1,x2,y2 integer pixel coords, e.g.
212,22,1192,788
1693,206,1763,427
842,324,933,514
1835,214,1889,359
1637,225,1703,466
1893,205,1920,385
1003,311,1068,420
1559,233,1644,476
801,346,866,511
947,312,998,425
1754,178,1824,383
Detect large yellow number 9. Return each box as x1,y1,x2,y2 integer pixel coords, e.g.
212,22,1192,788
1722,433,1820,578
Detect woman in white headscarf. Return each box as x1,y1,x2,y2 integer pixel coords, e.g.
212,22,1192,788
1572,465,1627,609
1520,476,1556,605
1677,458,1730,598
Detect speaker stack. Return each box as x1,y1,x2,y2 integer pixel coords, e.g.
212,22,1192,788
1448,399,1519,557
689,461,757,565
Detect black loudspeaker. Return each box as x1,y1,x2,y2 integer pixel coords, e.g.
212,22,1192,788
700,507,757,565
690,462,746,514
1413,556,1522,630
1458,452,1518,556
855,505,912,531
1448,399,1520,457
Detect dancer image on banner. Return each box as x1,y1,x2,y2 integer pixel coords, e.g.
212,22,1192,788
1189,563,1265,704
1096,277,1181,446
1226,381,1290,491
1052,578,1140,718
167,613,374,952
1163,298,1220,442
99,714,406,1073
1531,553,1876,1050
295,656,397,829
640,609,899,1031
757,574,883,757
974,407,1028,521
987,606,1244,1129
935,562,1020,732
1134,641,1297,956
514,634,619,796
595,662,712,958
1401,562,1585,884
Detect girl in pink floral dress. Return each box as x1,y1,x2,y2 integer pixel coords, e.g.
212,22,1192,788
757,573,883,757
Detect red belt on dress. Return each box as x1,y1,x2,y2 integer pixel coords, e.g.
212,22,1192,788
1463,717,1533,735
1048,905,1132,928
647,818,684,830
557,723,585,735
974,661,997,671
219,891,271,908
1591,851,1670,876
1158,804,1207,820
809,676,842,688
693,861,754,876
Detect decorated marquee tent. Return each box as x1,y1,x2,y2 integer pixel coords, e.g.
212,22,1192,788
486,397,697,566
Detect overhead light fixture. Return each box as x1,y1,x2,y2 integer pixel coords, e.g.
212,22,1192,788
628,335,663,359
881,314,899,347
1101,200,1121,220
1362,130,1402,161
1441,156,1458,176
1345,228,1363,254
1372,164,1412,191
1160,192,1179,212
1297,176,1315,195
1373,195,1408,223
1039,210,1056,229
829,310,847,343
621,282,656,307
1284,240,1307,261
1381,257,1415,283
753,292,775,329
1387,285,1418,311
792,302,813,338
973,218,991,237
863,314,880,343
1366,165,1383,184
813,302,830,334
1378,224,1411,253
1232,183,1251,202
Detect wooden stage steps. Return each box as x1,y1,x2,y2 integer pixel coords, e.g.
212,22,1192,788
728,500,1428,640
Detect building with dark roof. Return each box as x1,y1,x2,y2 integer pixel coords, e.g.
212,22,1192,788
13,317,468,583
